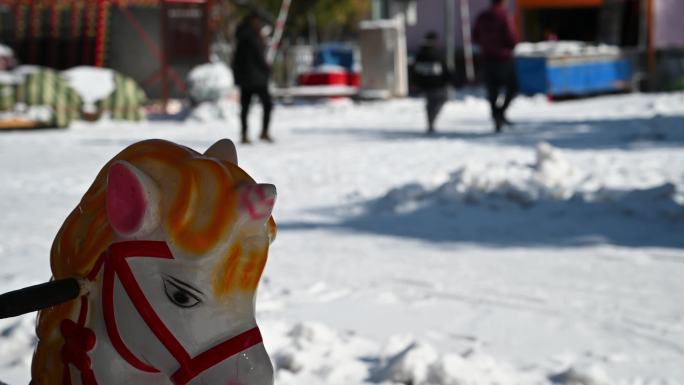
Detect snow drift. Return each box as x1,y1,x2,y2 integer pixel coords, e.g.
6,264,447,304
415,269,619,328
266,321,617,385
377,142,681,216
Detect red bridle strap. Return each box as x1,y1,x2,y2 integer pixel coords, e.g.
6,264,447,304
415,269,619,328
101,241,264,385
107,241,192,367
101,242,165,373
171,327,263,385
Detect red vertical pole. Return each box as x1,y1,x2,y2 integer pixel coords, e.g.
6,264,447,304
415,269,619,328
95,0,108,67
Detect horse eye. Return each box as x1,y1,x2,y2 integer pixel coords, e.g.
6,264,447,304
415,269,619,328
163,279,201,308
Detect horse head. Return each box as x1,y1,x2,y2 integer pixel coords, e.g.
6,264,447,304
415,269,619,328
29,139,276,385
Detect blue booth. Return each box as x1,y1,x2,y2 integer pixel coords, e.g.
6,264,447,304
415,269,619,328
314,44,356,71
515,54,633,97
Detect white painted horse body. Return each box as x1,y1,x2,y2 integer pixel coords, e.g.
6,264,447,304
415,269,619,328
30,139,275,385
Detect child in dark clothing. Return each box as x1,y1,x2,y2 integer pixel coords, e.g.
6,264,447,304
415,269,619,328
413,31,451,134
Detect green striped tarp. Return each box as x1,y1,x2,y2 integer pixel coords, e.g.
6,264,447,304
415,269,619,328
96,73,147,121
1,68,82,128
0,83,14,111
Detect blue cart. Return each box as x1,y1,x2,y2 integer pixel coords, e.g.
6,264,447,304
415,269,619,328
515,54,633,97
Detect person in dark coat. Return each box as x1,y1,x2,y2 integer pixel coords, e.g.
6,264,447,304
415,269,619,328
233,13,273,143
473,0,519,133
413,31,451,133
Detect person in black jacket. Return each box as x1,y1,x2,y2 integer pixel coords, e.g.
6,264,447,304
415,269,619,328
413,31,451,133
233,13,273,143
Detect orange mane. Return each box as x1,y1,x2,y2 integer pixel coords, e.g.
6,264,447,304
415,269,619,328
32,139,276,384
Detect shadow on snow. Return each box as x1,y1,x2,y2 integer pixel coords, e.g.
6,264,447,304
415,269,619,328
279,184,684,248
293,114,684,151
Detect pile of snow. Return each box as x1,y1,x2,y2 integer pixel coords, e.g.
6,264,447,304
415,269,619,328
515,41,621,58
185,62,237,122
378,142,683,218
267,321,614,385
367,336,552,385
0,65,43,85
186,98,238,122
187,61,234,104
0,71,20,85
0,44,16,71
61,66,115,112
0,44,14,57
0,105,54,123
268,322,376,384
10,65,43,79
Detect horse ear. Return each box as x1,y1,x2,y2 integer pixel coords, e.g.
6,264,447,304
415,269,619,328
204,139,238,164
106,161,160,237
238,183,276,228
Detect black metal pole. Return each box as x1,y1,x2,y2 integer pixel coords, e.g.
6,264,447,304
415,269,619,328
0,278,82,319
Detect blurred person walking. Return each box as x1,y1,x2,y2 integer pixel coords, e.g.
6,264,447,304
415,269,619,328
233,13,273,144
413,31,451,134
473,0,519,133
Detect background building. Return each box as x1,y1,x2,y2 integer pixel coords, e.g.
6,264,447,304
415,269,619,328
0,0,215,98
373,0,684,89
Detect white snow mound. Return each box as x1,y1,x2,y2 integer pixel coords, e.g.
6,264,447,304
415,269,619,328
187,61,234,104
265,322,620,385
61,66,115,108
379,142,683,219
0,43,14,57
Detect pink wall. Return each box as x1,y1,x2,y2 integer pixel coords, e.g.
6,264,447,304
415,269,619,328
655,0,684,48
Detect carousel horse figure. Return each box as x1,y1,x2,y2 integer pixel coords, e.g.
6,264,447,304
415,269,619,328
0,139,276,385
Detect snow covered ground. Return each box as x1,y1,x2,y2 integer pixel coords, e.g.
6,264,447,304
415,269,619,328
1,92,683,384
